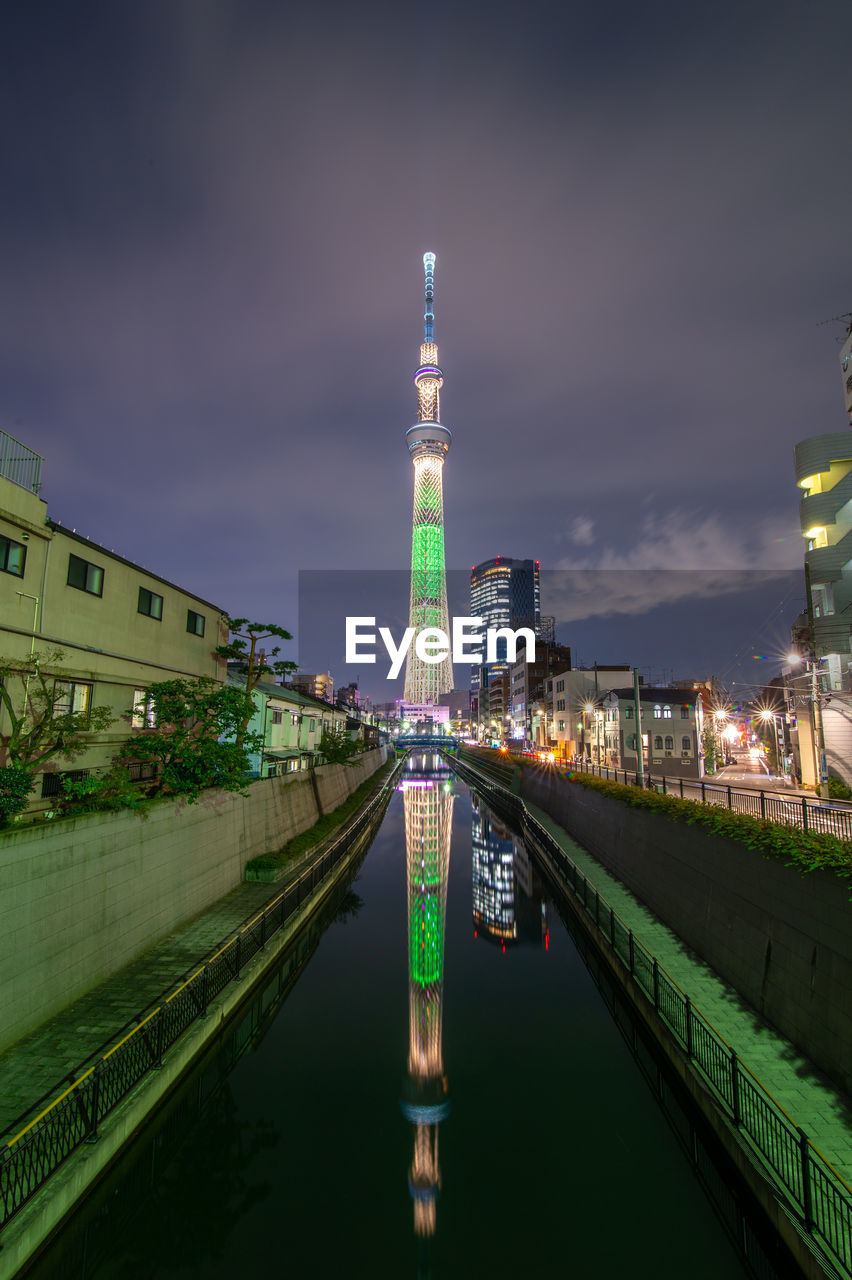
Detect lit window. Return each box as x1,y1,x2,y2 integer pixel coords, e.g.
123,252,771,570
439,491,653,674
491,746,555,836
187,609,205,636
132,688,157,729
663,705,672,719
653,704,662,718
138,587,163,620
54,680,92,719
0,534,26,578
67,553,104,596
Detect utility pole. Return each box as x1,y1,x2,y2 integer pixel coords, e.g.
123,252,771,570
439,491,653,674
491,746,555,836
633,667,644,785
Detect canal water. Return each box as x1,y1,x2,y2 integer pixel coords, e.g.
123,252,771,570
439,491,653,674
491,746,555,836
28,754,756,1279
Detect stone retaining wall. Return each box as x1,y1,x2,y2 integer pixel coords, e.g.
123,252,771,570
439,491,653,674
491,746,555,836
0,747,387,1053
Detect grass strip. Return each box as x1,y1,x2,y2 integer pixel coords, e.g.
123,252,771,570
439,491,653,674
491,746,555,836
245,756,397,873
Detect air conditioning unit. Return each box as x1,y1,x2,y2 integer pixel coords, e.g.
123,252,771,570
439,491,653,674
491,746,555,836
665,751,673,757
682,751,690,757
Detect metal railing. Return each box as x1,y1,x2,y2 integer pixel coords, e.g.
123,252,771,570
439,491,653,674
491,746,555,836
563,759,852,842
0,429,42,494
449,751,852,1279
0,755,404,1233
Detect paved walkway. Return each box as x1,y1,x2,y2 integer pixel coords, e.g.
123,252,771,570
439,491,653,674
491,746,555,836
0,876,291,1138
524,797,852,1185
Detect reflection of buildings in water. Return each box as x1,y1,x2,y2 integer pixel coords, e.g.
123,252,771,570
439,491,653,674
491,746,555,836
400,753,453,1239
471,794,548,950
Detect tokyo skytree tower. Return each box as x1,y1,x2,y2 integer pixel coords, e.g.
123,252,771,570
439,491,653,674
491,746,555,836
403,252,454,705
400,764,453,1238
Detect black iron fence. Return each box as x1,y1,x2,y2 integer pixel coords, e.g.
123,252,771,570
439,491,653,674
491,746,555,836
449,752,852,1280
565,760,852,842
0,755,404,1234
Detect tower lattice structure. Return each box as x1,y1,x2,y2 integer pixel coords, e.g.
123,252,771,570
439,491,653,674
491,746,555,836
401,758,453,1238
404,253,454,705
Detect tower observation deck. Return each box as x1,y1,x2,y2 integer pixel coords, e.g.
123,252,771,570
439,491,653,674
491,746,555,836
403,252,454,706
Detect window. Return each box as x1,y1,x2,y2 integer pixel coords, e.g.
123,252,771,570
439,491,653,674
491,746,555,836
681,705,689,718
138,587,163,620
291,713,298,727
556,698,565,711
663,705,672,719
654,735,663,750
54,680,92,719
0,534,26,578
271,709,283,725
309,718,316,732
555,679,564,693
41,769,87,798
131,688,157,729
67,553,104,596
625,706,633,719
664,735,673,750
682,736,691,751
186,609,205,636
653,704,662,718
558,719,565,731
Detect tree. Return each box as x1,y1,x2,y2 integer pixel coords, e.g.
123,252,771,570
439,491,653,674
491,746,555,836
115,678,263,802
701,723,718,773
0,765,33,827
215,619,297,748
0,649,115,771
318,724,361,765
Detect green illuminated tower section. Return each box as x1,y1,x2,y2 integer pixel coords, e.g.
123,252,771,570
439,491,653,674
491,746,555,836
401,765,453,1238
404,252,454,705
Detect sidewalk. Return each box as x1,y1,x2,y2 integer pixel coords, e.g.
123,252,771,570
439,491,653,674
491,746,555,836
0,874,293,1138
525,797,852,1186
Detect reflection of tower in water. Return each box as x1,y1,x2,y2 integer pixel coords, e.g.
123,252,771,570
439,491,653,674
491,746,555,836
400,754,453,1239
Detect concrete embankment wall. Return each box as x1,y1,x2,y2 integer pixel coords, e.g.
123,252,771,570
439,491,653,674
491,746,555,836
0,747,387,1054
516,766,852,1096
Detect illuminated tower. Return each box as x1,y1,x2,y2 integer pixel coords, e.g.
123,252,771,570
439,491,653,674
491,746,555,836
403,253,454,706
400,757,453,1238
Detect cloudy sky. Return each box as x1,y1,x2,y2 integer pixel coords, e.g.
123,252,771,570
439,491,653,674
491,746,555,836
3,1,850,691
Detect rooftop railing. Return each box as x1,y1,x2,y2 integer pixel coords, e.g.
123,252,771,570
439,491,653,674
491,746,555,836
0,429,42,494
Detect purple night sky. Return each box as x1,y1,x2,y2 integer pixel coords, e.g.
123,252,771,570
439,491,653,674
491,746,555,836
2,1,850,695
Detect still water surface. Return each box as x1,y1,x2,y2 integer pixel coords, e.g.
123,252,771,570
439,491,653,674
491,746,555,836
30,755,749,1279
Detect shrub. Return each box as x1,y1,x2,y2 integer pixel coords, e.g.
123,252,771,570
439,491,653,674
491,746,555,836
58,766,149,815
0,765,33,826
827,773,852,801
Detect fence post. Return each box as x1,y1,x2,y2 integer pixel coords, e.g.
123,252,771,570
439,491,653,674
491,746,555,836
802,797,809,833
154,1007,166,1068
701,782,706,803
662,775,667,795
652,957,660,1010
760,790,766,820
235,933,242,980
85,1063,103,1143
680,778,684,798
727,786,732,810
629,932,635,975
730,1049,741,1126
200,964,209,1017
260,911,267,951
685,995,693,1058
798,1127,814,1232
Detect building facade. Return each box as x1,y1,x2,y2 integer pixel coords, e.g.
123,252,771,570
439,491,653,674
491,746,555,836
790,319,852,787
229,672,350,777
290,671,334,704
599,687,704,778
0,434,229,807
469,556,541,698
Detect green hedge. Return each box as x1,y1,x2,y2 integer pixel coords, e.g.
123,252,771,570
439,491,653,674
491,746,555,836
561,769,852,883
245,756,396,873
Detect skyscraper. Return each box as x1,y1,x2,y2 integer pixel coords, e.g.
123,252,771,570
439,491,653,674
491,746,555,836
403,253,454,707
469,556,541,696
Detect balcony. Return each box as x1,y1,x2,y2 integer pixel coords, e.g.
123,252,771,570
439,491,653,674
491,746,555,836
0,429,42,493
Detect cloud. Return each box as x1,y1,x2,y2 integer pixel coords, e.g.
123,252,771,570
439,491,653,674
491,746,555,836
548,509,803,621
569,516,595,546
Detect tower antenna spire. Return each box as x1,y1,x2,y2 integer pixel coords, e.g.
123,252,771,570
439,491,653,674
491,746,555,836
423,251,436,342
